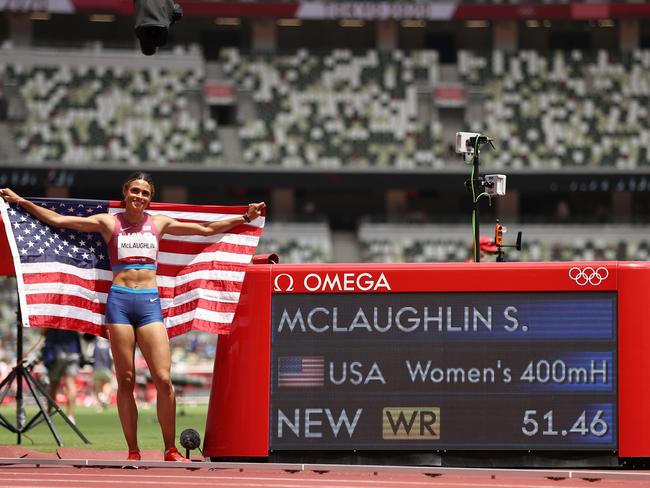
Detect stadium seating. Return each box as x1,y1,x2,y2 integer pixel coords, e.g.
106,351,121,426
221,48,444,168
358,223,650,262
9,46,650,169
5,49,222,165
458,49,650,169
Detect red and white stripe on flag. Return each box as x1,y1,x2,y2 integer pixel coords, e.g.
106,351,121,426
0,197,265,338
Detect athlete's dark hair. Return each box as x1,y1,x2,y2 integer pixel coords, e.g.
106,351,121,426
122,172,155,198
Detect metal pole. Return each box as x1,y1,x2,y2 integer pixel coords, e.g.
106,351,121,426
472,151,481,263
15,306,24,444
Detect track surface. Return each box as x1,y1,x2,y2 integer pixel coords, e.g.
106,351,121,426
1,463,650,488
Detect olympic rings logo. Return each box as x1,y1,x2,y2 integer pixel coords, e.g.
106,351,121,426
568,266,609,286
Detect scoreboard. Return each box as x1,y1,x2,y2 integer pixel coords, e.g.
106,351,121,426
270,292,617,450
204,262,650,459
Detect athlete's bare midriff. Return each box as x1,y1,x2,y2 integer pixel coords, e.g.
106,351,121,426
112,268,158,289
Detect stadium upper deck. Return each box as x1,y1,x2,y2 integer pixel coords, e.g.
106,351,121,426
1,5,649,230
4,44,650,170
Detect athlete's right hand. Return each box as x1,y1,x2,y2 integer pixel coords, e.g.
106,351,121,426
0,188,22,204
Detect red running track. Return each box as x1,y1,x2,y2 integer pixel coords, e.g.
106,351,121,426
2,465,650,488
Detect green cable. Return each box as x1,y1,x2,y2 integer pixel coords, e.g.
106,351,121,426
471,204,477,262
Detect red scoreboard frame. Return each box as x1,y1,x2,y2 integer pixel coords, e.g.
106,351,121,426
206,261,650,458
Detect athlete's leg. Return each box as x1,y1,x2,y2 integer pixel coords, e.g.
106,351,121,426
47,378,58,413
62,373,77,420
108,324,138,451
136,322,176,450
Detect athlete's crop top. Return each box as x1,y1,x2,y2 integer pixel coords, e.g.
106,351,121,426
108,213,160,271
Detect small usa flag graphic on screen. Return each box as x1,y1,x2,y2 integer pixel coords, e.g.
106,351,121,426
278,356,325,387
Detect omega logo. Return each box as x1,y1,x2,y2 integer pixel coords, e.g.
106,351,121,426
273,272,391,293
273,273,295,292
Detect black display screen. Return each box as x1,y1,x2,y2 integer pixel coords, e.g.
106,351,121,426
269,292,617,450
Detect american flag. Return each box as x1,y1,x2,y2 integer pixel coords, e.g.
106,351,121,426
278,356,325,387
0,197,264,338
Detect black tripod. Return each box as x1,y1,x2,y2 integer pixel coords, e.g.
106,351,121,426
0,302,90,446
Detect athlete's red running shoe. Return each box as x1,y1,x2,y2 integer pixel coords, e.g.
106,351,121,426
127,450,141,461
164,447,190,462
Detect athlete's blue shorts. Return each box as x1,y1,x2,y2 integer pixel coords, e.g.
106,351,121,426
105,284,163,328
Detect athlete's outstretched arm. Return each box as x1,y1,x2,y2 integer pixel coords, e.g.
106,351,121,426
0,188,114,240
158,202,265,237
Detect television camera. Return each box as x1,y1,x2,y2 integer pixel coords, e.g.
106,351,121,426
134,0,183,56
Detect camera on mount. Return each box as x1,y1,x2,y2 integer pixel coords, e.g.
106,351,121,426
464,173,507,197
455,131,495,156
484,174,507,196
134,0,183,56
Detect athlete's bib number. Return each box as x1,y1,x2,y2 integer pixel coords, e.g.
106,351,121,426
117,232,157,263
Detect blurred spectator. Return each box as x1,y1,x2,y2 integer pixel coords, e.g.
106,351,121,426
42,329,81,423
555,200,571,223
93,338,114,411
